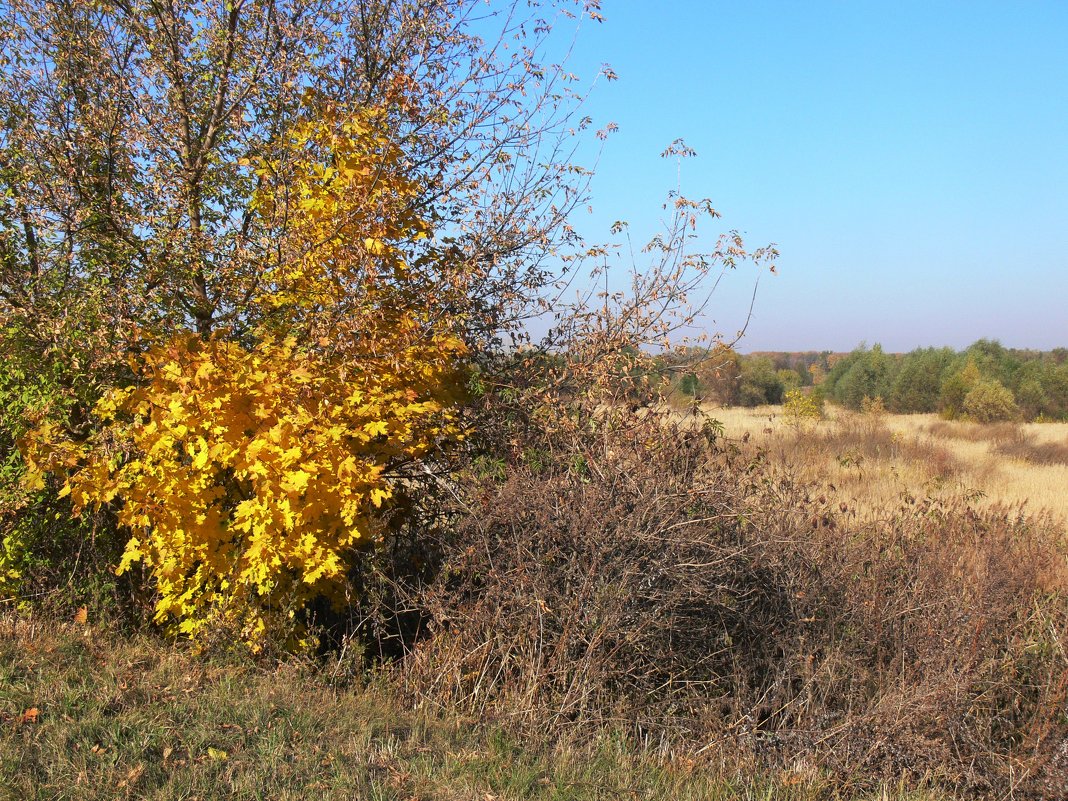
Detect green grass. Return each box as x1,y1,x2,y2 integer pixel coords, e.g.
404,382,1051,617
0,616,951,801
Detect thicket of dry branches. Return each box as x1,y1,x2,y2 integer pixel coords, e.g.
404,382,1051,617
372,401,1068,798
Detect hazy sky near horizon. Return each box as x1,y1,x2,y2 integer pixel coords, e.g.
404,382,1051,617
556,1,1068,352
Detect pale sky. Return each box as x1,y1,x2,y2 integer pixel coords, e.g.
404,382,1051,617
561,1,1068,352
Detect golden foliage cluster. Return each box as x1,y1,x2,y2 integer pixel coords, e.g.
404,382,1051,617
22,103,468,646
782,388,824,428
25,332,464,643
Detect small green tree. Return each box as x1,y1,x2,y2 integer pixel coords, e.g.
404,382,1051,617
888,347,953,413
738,356,784,406
777,368,803,394
1015,378,1050,421
676,372,700,398
962,378,1018,423
939,360,982,418
694,344,742,405
783,388,823,429
826,345,894,410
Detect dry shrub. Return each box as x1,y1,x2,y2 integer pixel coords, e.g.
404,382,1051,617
927,419,1068,466
782,498,1068,797
405,417,783,731
816,411,960,479
401,409,1068,798
927,420,1020,444
992,428,1068,467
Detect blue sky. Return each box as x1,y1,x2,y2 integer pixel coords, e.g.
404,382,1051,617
559,1,1068,352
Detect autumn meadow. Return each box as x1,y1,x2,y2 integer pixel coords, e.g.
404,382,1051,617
1,2,1066,799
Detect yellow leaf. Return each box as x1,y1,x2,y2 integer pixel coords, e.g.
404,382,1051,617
283,470,311,493
363,237,388,255
363,420,389,438
369,487,391,508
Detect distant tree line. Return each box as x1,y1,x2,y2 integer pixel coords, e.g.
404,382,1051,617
662,340,1068,422
821,340,1068,422
660,345,832,407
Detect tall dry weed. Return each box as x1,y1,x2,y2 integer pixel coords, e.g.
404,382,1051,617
808,409,960,480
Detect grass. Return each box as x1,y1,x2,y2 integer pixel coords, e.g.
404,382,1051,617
705,404,1068,528
0,616,953,800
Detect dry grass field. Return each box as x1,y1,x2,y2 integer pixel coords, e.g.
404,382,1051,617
703,403,1068,529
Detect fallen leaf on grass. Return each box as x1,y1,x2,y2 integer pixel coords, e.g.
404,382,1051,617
19,707,39,724
116,764,145,791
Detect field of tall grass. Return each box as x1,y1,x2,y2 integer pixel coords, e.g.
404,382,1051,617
707,403,1068,527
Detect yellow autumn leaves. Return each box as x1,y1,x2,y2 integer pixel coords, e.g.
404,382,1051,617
249,102,432,324
28,332,465,643
22,102,469,647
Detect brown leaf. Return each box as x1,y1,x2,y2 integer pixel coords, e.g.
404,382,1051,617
73,606,88,625
125,764,145,787
20,707,40,724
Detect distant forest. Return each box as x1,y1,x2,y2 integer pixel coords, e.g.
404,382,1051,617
664,339,1068,422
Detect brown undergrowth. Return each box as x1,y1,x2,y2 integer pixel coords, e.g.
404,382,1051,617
925,420,1068,466
396,408,1068,799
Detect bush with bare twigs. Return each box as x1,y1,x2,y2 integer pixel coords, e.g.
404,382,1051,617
392,400,1068,798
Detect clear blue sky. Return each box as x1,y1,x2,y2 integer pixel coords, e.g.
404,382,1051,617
559,1,1068,352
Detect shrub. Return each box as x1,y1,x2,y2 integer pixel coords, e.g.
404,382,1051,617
738,356,784,406
0,336,131,611
939,360,981,418
1016,378,1051,420
24,329,466,647
777,368,802,394
782,388,823,427
962,378,1019,423
400,406,1066,795
825,345,894,410
675,372,700,398
888,347,954,413
405,416,790,728
694,344,742,405
21,104,472,648
860,394,886,417
991,426,1068,466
